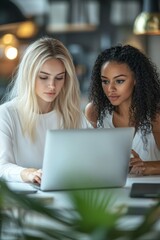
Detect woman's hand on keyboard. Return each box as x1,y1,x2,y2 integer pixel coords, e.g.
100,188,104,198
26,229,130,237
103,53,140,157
20,168,42,184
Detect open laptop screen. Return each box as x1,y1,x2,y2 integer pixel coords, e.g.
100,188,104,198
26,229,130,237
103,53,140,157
38,127,134,191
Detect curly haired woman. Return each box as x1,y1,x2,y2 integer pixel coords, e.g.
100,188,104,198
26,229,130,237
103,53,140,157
85,44,160,176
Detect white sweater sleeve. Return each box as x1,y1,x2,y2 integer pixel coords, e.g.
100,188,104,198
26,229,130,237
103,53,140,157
0,104,25,182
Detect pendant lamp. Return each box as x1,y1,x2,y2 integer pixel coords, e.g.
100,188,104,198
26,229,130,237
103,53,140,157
133,0,160,35
0,0,26,28
0,0,38,38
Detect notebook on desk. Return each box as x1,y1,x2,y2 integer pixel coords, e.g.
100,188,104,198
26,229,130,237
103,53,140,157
33,127,134,191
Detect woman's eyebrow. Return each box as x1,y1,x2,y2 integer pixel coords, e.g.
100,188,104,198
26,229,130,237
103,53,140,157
114,74,127,78
40,71,50,75
39,71,66,75
56,72,66,75
101,75,108,79
101,74,127,79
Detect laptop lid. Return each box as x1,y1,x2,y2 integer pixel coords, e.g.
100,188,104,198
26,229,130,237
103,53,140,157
40,127,134,191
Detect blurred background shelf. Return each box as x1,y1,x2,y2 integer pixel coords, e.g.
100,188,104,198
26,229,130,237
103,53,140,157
0,0,160,105
47,23,97,33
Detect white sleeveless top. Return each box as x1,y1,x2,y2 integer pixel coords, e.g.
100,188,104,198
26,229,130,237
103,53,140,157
101,113,160,161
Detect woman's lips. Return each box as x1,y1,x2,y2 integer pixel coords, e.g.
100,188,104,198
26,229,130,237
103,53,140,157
45,92,56,95
108,95,119,101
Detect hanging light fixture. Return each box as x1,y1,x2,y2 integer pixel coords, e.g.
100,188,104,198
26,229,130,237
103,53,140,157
0,0,38,38
0,0,26,28
133,0,160,35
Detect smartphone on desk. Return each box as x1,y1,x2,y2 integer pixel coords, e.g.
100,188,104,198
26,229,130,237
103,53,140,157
130,183,160,198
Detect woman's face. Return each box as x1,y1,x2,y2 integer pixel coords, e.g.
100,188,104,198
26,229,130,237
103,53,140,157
35,58,65,113
101,61,135,107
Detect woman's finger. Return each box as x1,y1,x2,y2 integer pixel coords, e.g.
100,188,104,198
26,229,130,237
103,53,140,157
130,166,145,175
131,149,140,158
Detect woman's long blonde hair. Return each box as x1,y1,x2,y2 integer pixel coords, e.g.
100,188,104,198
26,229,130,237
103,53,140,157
5,37,82,139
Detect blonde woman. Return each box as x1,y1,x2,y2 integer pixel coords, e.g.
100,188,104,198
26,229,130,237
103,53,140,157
0,37,91,183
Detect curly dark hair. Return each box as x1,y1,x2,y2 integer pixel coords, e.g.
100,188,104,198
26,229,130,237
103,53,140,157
88,44,160,138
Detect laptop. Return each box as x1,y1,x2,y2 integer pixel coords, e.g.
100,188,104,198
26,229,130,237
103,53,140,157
34,127,135,191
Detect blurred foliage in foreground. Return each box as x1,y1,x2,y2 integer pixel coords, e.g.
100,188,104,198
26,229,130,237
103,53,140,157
0,180,160,239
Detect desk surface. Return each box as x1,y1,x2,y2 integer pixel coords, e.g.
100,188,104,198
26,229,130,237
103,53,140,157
6,174,160,209
126,174,160,187
5,175,160,234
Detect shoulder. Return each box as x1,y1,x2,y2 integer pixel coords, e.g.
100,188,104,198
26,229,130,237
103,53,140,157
80,112,93,128
151,113,160,149
0,100,18,119
0,99,16,110
152,113,160,129
85,102,98,128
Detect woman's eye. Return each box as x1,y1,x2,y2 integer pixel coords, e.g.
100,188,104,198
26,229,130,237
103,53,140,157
55,75,65,81
116,79,125,84
39,76,48,80
56,77,64,81
102,80,109,85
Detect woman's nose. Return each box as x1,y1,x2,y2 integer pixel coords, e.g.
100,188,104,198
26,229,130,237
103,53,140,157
48,81,55,89
108,83,116,91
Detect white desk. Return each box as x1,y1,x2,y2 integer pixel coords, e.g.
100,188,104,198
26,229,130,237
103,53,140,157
6,174,160,210
126,174,160,187
5,175,160,237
